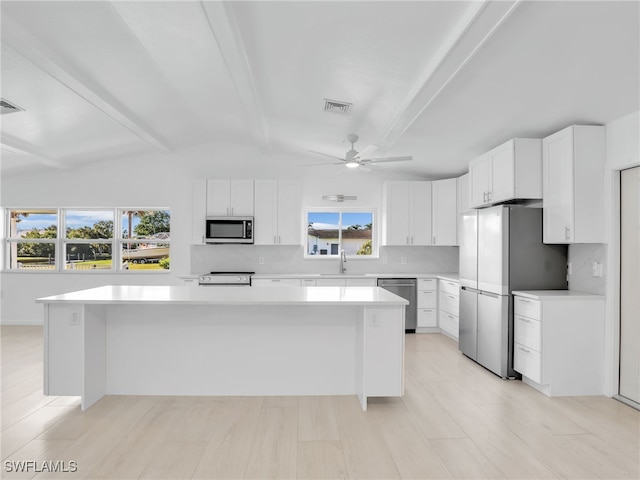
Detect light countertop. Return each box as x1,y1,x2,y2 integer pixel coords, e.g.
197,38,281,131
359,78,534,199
512,290,605,300
250,272,459,281
37,285,409,306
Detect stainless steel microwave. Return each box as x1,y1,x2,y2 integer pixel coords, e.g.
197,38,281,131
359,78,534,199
205,216,253,244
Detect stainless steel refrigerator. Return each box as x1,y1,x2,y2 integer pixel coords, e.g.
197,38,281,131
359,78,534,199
459,206,567,378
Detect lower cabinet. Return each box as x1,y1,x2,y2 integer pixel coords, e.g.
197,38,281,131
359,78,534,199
513,292,605,396
417,278,437,327
252,278,301,287
438,279,460,340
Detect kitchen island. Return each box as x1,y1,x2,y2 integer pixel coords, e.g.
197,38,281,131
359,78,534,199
37,285,408,411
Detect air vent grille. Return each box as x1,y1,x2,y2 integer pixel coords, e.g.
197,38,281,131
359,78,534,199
323,99,352,115
0,99,24,115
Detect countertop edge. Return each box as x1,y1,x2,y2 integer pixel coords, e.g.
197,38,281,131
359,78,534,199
512,290,605,300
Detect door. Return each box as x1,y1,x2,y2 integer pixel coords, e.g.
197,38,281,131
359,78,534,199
410,182,432,245
432,178,457,245
459,287,478,360
469,154,490,208
206,179,231,216
229,180,254,216
490,140,515,203
477,291,509,377
477,206,509,295
276,181,300,245
619,166,640,405
543,129,574,243
459,211,478,288
384,182,410,245
253,180,277,245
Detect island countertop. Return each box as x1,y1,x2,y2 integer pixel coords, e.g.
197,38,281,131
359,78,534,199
37,285,409,306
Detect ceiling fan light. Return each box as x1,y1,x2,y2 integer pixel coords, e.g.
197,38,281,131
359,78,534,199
345,161,359,168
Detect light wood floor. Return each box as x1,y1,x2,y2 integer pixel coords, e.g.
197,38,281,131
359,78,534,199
2,326,638,479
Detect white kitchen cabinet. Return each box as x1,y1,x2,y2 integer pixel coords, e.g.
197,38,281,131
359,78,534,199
456,174,470,247
254,180,300,245
432,178,458,246
542,125,605,243
513,291,605,396
469,138,542,208
346,278,377,286
417,278,437,328
252,278,301,287
300,278,316,286
438,279,459,340
382,181,432,246
206,179,254,216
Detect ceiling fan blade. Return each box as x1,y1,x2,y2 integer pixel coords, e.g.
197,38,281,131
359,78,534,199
300,162,346,167
354,144,378,160
308,150,346,161
363,155,413,164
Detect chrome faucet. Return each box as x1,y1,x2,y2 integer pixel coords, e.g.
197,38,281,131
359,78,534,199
339,249,347,274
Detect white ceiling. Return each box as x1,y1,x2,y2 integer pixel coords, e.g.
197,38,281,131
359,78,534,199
1,1,638,178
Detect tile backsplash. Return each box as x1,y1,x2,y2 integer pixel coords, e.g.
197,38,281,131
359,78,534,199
568,243,607,295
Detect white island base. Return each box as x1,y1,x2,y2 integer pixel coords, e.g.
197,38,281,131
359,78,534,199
38,286,407,411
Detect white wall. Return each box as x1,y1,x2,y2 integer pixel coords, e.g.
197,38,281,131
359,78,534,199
1,142,457,324
603,110,640,396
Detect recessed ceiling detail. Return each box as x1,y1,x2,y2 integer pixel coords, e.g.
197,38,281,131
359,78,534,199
323,99,352,115
0,99,24,115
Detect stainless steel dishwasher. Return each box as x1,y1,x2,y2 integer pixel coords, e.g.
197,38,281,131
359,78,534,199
377,278,417,333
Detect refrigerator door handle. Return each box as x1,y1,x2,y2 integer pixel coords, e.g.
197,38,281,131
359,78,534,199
461,286,481,294
478,290,500,299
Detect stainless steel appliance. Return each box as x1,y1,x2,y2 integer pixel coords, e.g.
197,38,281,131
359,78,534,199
377,278,417,333
198,271,253,286
459,206,567,378
205,216,253,244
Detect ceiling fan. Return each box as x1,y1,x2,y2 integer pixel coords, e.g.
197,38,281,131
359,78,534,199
307,134,412,170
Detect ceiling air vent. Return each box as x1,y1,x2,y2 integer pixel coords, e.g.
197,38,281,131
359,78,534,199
323,99,352,115
0,99,24,115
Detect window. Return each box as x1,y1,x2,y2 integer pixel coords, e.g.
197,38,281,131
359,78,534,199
306,210,375,257
3,208,170,272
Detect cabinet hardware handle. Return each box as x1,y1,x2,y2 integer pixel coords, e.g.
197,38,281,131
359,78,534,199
519,317,531,323
406,236,409,245
519,298,531,303
565,226,570,241
519,346,531,353
433,236,436,244
278,236,281,244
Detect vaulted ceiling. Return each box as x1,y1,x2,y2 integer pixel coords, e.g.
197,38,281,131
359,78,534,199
1,1,638,178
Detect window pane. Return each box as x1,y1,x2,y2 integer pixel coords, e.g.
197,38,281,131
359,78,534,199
9,209,57,238
342,212,373,256
64,243,112,270
122,242,170,270
121,210,171,239
9,242,56,270
66,210,113,239
307,212,340,256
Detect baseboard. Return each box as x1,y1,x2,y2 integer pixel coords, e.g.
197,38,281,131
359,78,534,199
0,319,43,326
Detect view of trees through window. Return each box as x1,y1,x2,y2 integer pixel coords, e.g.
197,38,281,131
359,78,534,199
307,211,374,257
6,208,170,271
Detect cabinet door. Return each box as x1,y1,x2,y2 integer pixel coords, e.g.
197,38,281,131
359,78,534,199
543,129,574,243
410,182,432,245
206,179,231,216
384,182,410,245
192,180,207,243
316,278,346,286
276,181,300,245
469,154,490,208
253,180,278,245
229,180,254,216
432,178,457,245
489,140,515,203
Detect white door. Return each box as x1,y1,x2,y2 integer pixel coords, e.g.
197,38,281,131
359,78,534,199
619,166,640,406
410,182,432,245
253,180,277,245
490,141,515,203
206,179,231,216
543,129,574,243
384,182,410,245
229,180,254,216
432,178,457,245
469,154,490,207
277,181,301,245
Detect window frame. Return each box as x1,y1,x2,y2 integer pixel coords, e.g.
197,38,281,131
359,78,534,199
304,207,378,259
2,207,171,273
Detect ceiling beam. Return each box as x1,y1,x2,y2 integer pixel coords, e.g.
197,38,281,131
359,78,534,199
0,134,69,169
379,0,524,148
1,14,173,154
200,1,270,151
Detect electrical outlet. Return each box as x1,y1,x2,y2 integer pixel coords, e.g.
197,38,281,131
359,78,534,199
369,315,380,327
258,257,264,265
401,256,407,265
69,311,80,326
592,261,603,277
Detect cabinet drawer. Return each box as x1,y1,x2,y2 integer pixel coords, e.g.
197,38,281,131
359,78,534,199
418,308,437,327
252,278,300,287
346,278,377,287
417,290,437,308
439,280,460,296
300,278,316,286
418,278,437,291
514,314,541,351
438,291,459,316
514,296,541,320
316,278,346,287
439,311,458,338
514,342,542,383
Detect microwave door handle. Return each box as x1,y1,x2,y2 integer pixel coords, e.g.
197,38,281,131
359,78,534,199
243,222,247,239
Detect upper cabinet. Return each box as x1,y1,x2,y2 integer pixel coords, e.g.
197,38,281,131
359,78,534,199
542,125,605,244
383,181,432,246
432,178,457,246
469,138,542,208
254,180,301,245
206,179,254,216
